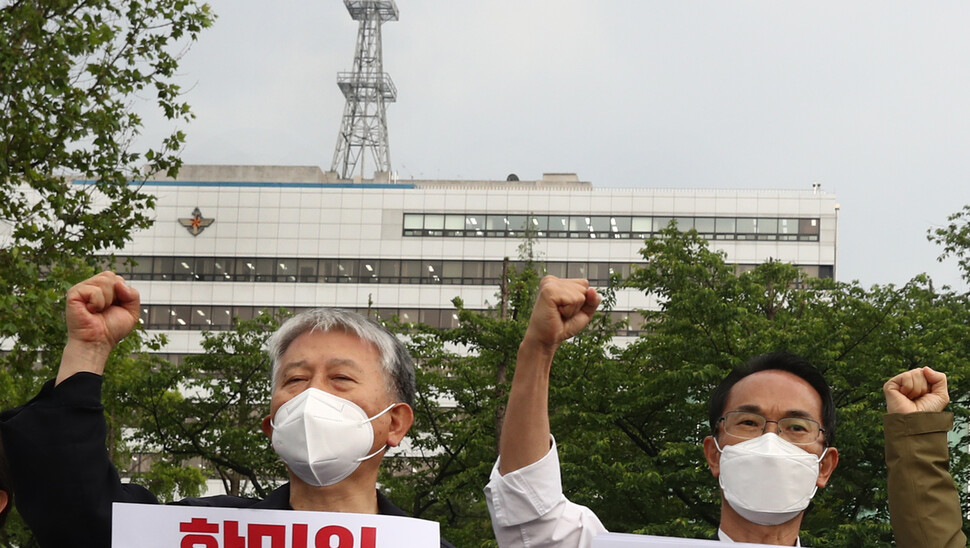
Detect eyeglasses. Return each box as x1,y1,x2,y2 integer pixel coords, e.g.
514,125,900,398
717,411,824,446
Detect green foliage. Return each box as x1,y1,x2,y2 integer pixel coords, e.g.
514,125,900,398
0,4,212,543
379,273,532,546
0,507,37,548
380,252,623,546
0,0,215,410
140,460,207,503
549,226,970,547
389,225,970,547
929,204,970,286
121,311,289,499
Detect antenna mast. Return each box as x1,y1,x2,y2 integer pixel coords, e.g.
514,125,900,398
331,0,398,181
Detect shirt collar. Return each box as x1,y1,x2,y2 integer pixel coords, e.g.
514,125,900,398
718,528,801,546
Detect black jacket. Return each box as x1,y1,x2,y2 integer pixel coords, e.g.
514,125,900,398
0,373,455,548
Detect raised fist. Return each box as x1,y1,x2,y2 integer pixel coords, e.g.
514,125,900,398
523,276,601,351
884,366,950,414
65,271,141,351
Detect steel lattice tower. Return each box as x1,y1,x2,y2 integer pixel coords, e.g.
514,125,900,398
330,0,398,181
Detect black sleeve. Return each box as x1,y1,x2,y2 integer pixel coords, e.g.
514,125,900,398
0,372,157,548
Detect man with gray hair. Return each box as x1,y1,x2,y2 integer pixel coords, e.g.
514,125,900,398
0,271,455,548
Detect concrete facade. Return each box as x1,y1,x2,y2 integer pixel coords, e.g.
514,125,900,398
98,165,838,357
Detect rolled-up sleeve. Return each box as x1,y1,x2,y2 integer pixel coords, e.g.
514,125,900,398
485,437,607,548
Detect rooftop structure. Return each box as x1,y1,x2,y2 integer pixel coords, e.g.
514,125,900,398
331,0,398,181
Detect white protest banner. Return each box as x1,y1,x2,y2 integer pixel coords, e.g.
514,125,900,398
111,502,440,548
593,532,788,547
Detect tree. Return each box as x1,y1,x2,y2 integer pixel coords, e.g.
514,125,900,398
122,311,289,501
546,226,970,546
929,204,970,286
0,0,215,409
377,265,538,546
386,224,970,546
378,247,624,546
1,4,212,543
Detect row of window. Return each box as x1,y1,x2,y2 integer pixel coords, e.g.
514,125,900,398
110,256,833,285
403,213,821,241
138,305,649,336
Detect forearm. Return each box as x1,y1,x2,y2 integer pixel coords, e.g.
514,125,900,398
56,338,111,385
884,412,966,548
498,336,557,475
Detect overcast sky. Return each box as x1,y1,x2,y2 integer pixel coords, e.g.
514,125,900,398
136,1,970,289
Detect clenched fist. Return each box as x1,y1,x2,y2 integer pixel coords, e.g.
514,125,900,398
523,276,601,351
884,366,950,414
57,271,141,384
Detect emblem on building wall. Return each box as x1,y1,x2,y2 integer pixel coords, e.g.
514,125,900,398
178,207,215,236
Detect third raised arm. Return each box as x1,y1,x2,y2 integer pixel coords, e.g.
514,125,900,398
883,366,965,548
498,276,600,475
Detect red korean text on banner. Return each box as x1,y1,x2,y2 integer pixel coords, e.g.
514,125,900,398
180,518,377,548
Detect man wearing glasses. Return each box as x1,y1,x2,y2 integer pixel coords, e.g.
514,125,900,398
699,354,838,544
486,276,838,546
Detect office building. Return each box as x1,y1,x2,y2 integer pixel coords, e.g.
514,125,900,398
103,165,838,359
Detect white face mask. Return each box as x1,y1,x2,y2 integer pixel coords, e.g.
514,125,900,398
271,387,397,487
715,433,828,526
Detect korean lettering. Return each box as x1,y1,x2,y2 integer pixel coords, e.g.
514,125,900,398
179,519,378,548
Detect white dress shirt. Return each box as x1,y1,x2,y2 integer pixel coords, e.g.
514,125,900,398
485,437,803,547
485,437,606,548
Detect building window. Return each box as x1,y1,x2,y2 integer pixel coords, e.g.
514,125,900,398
136,304,648,334
405,212,824,242
108,255,834,287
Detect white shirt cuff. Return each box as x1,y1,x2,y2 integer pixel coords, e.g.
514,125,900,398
485,436,566,527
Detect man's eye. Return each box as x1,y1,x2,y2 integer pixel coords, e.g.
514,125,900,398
284,377,305,385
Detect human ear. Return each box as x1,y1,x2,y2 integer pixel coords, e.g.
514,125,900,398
386,403,414,447
816,446,839,488
261,415,273,439
703,436,721,477
0,490,7,513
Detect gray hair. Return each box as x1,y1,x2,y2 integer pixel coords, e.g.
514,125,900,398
266,308,416,408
